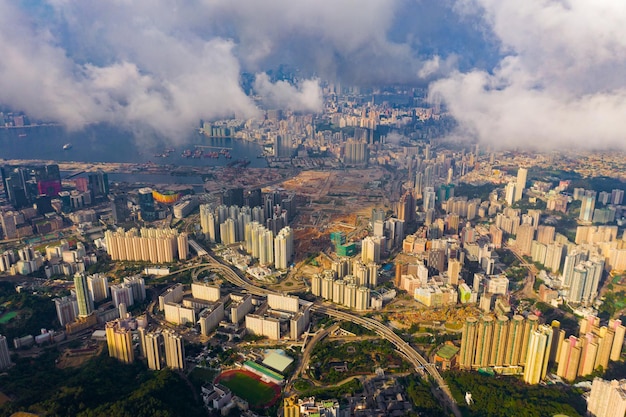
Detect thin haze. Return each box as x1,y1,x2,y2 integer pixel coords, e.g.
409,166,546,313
0,0,625,150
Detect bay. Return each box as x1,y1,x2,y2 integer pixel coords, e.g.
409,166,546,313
0,124,267,185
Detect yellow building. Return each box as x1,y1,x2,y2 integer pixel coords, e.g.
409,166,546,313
283,396,301,417
106,319,134,364
523,324,553,384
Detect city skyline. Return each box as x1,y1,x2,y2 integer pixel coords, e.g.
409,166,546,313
1,2,626,416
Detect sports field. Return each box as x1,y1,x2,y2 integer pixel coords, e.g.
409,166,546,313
215,369,280,408
0,311,17,324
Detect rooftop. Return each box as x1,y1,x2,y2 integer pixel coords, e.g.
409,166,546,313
436,344,459,360
262,350,294,373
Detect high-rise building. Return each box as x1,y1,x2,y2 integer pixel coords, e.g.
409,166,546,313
504,314,525,366
611,189,624,205
544,243,564,273
178,232,188,260
87,273,109,302
73,272,94,317
515,168,528,202
0,211,20,240
505,182,517,206
520,314,539,365
423,187,436,212
106,319,134,364
163,330,185,370
274,134,293,158
343,140,368,166
474,316,494,368
569,259,604,304
144,330,164,371
587,378,626,417
274,227,294,269
557,336,582,382
447,259,461,286
111,284,134,308
516,224,535,256
355,286,370,311
362,236,381,264
199,204,217,242
562,249,587,288
0,334,11,370
343,282,358,309
490,315,509,367
459,317,479,370
609,319,626,362
110,193,131,223
397,190,416,222
332,279,345,304
523,324,553,384
580,195,596,223
54,295,78,326
220,218,236,245
137,187,156,221
88,170,109,200
536,225,555,244
123,275,146,303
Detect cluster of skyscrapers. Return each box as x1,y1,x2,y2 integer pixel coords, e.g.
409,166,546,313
138,326,185,370
555,316,625,382
104,227,188,263
200,201,295,269
199,190,295,245
311,268,373,311
587,378,626,417
459,314,625,384
53,272,145,336
1,164,62,209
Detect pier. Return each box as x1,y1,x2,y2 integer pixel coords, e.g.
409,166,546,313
193,145,233,150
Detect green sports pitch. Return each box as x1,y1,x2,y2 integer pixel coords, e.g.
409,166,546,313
218,371,277,407
0,311,17,324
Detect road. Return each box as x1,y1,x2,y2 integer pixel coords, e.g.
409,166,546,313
505,243,539,300
198,252,462,417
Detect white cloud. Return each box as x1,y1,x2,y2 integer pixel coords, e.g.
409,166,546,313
431,0,626,150
253,74,323,113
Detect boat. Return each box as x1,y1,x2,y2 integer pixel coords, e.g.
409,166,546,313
63,143,72,150
181,149,192,158
18,133,27,138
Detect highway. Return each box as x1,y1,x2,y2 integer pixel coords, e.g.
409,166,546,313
505,243,539,300
199,252,461,416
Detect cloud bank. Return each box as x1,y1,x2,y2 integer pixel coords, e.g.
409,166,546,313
430,0,626,150
0,0,445,140
1,0,625,150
